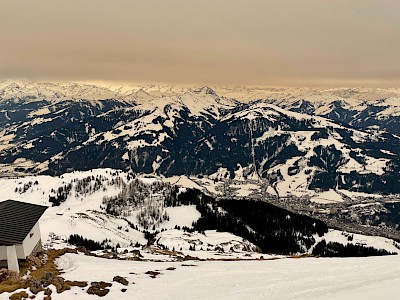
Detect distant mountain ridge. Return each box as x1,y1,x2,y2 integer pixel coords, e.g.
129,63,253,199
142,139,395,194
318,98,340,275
1,80,400,196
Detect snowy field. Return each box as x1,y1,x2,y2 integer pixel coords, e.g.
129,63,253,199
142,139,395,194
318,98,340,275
54,254,400,300
3,253,400,300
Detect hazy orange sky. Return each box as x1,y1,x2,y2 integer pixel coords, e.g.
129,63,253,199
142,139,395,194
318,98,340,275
0,0,399,87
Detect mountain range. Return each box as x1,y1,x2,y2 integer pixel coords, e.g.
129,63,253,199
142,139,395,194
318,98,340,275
1,80,400,197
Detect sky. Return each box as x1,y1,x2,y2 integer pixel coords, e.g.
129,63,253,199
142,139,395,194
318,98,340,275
0,0,399,88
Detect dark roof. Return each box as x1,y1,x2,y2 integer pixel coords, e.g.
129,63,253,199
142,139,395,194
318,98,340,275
0,200,47,246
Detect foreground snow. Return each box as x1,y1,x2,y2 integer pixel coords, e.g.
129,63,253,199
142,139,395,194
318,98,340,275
23,253,399,299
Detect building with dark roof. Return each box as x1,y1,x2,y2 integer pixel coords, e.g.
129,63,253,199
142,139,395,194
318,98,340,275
0,200,48,273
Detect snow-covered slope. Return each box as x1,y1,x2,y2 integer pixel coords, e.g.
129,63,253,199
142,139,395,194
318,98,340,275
0,169,144,246
4,252,400,300
0,169,261,255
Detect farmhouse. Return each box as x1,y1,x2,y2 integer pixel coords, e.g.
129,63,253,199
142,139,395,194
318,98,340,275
0,200,47,273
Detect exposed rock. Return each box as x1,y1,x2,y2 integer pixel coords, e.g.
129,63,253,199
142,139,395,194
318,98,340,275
145,271,160,278
0,268,19,283
50,277,70,294
40,272,55,286
27,256,42,268
112,276,128,286
29,279,43,294
44,287,52,296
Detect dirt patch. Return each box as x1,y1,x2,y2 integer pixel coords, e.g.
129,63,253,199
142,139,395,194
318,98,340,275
65,280,88,288
166,267,176,271
87,281,112,297
9,291,29,300
145,271,160,278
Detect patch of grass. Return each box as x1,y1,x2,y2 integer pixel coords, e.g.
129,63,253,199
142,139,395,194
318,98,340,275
65,280,88,288
9,291,29,300
0,279,29,294
0,248,77,295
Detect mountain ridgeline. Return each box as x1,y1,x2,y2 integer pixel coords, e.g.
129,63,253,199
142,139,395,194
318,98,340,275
2,81,400,196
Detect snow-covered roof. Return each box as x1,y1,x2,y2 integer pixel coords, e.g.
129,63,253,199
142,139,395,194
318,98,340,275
0,199,47,246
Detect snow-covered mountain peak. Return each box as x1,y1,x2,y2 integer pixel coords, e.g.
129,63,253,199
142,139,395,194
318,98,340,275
192,86,217,96
0,80,122,102
132,87,238,119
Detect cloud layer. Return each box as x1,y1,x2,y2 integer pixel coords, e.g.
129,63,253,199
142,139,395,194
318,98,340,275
1,0,399,87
